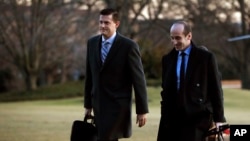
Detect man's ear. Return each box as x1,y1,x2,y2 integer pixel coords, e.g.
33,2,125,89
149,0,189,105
115,21,120,28
187,32,192,40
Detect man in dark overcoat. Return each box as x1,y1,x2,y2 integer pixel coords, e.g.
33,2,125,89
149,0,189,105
157,20,226,141
84,8,149,141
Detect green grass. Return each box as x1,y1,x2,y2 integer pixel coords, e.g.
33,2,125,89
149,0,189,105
0,87,249,141
223,89,250,124
0,81,84,102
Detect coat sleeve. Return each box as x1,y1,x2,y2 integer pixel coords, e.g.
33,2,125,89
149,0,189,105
84,40,93,109
128,42,149,114
208,53,226,122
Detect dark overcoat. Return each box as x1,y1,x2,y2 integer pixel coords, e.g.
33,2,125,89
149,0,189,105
157,42,226,141
84,33,149,140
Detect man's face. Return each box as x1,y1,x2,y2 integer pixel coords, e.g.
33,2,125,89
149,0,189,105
170,24,192,51
99,14,120,39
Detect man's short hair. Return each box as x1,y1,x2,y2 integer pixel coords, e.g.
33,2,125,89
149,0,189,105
100,8,119,22
172,20,192,36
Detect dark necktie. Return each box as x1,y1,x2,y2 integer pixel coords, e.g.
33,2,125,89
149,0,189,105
101,41,109,63
179,52,186,92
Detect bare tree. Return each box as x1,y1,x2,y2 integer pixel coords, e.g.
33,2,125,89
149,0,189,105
1,0,249,91
0,0,85,90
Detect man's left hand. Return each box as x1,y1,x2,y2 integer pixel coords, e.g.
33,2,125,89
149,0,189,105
136,114,147,127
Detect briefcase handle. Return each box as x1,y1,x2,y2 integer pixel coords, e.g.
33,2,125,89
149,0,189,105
206,124,230,136
84,115,95,124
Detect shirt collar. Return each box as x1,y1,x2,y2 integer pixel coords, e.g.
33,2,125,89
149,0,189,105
102,32,116,44
179,45,192,56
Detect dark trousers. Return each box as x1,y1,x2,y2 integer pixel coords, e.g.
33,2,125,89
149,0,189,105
157,111,212,141
158,121,208,141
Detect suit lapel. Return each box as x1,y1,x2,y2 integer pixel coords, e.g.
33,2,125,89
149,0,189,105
102,33,121,67
93,35,102,69
170,50,178,89
163,49,178,90
186,46,197,82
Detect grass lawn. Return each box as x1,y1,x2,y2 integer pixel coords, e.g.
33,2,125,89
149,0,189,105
0,87,249,141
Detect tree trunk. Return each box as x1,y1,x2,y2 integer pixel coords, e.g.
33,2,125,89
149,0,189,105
24,71,38,90
60,70,67,84
47,74,54,86
30,74,38,90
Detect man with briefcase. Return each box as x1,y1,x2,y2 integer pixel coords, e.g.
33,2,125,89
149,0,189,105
83,8,149,141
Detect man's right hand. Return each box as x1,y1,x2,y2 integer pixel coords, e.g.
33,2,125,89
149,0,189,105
85,108,92,116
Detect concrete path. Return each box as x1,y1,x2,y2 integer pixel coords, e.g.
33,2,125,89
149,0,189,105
222,80,241,89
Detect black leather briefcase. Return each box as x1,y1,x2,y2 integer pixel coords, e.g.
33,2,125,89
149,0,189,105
70,115,97,141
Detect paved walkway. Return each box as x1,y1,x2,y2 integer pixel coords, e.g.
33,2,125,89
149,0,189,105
222,80,241,89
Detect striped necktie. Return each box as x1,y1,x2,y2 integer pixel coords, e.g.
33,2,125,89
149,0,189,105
101,41,110,63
